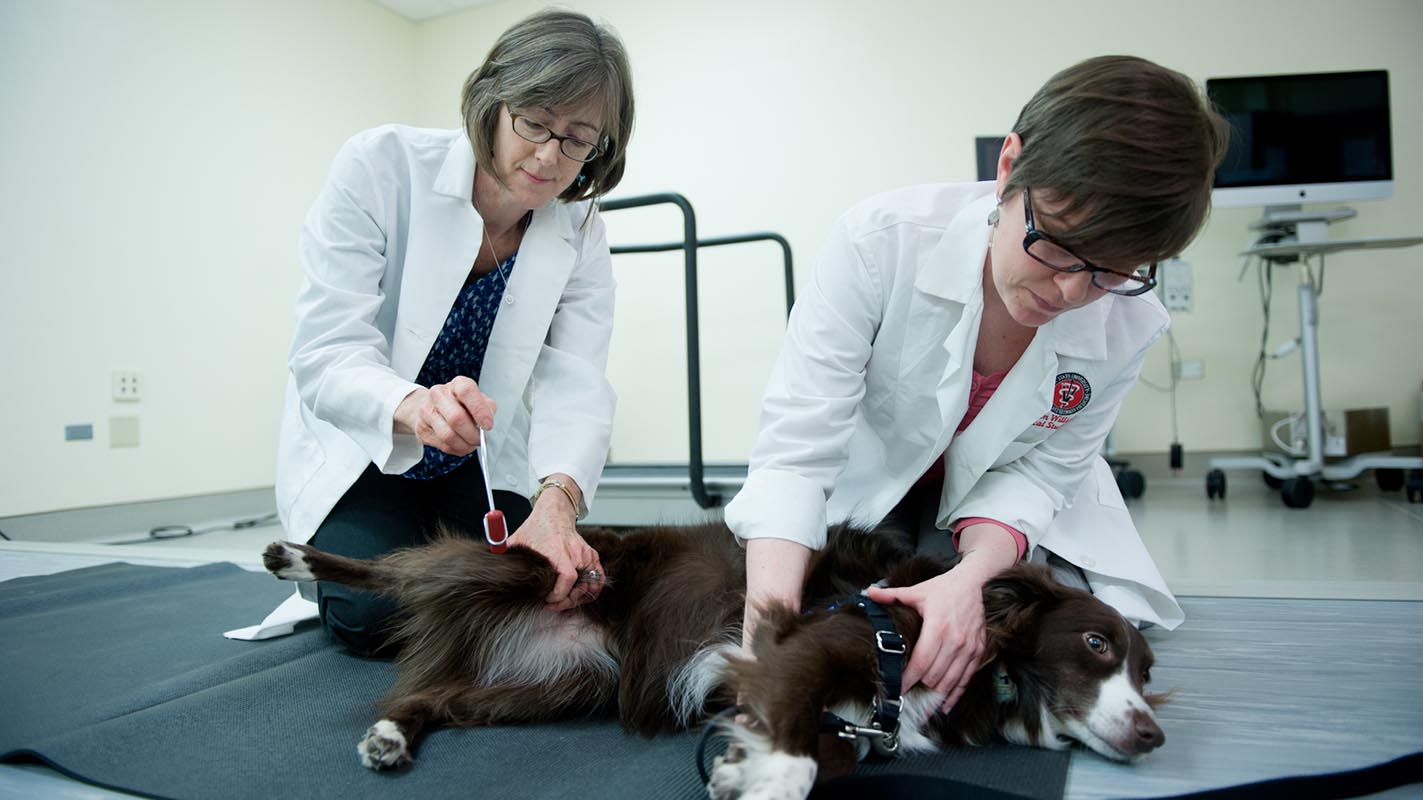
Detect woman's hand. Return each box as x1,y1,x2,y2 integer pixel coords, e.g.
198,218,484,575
865,566,990,712
864,524,1019,712
509,477,603,611
393,376,496,456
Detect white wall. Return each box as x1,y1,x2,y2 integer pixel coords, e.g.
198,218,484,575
3,0,1420,515
0,0,417,515
415,0,1423,465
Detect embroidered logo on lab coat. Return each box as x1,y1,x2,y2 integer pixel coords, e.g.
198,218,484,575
1035,372,1092,431
1052,372,1091,415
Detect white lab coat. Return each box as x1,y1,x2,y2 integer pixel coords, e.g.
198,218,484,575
275,124,617,545
725,182,1182,629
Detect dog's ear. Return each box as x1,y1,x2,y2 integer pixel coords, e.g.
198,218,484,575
980,564,1065,659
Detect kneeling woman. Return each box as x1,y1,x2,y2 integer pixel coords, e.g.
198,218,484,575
275,10,635,655
728,56,1227,710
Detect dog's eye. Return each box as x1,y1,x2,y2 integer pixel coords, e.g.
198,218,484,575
1084,633,1110,655
1141,670,1151,684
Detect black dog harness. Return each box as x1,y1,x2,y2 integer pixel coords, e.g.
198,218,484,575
820,590,907,758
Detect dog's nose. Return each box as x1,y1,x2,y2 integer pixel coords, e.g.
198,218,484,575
1132,711,1164,752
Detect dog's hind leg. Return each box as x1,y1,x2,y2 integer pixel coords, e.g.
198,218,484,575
263,536,557,608
263,541,379,587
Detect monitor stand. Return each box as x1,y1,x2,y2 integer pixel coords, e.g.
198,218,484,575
1248,204,1357,246
1206,209,1423,508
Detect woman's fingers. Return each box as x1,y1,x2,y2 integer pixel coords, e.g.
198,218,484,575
448,376,496,431
428,385,479,452
546,563,579,607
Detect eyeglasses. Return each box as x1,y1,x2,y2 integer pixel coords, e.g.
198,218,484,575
1021,187,1157,297
509,111,604,163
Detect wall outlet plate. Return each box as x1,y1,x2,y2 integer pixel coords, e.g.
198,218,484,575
112,370,143,401
1161,258,1193,312
1174,359,1205,380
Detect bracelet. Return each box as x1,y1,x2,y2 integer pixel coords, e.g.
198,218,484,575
532,479,579,513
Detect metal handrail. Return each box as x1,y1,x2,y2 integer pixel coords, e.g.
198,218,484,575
597,192,795,508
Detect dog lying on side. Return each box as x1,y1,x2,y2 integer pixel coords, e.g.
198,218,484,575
263,521,1164,797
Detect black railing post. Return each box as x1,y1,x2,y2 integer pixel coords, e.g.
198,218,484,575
597,193,795,509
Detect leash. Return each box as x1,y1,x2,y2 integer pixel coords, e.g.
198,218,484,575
695,705,743,784
475,428,507,553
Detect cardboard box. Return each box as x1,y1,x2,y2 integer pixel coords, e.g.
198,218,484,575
1263,407,1391,458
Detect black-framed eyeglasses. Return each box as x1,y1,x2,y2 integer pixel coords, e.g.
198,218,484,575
509,111,604,163
1021,187,1157,297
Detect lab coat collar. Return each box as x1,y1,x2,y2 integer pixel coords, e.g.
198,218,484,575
1042,295,1112,361
434,131,578,242
915,187,997,303
913,180,1110,363
434,130,477,200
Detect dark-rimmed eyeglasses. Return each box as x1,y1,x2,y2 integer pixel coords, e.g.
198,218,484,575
509,111,604,163
1021,187,1157,297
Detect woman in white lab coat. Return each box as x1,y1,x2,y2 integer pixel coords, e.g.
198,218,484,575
726,56,1228,710
274,9,634,655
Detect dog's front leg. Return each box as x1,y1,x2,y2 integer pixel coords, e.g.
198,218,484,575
709,611,875,800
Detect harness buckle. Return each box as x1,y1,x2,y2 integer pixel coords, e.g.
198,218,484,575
875,629,906,655
870,726,900,756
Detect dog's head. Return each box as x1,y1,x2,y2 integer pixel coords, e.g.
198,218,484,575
981,564,1166,761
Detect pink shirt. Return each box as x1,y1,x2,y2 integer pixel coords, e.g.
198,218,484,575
916,370,1028,560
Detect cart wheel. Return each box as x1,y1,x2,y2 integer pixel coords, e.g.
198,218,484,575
1406,470,1423,504
1262,471,1284,490
1281,477,1315,509
1205,469,1226,500
1117,469,1146,499
1375,468,1405,492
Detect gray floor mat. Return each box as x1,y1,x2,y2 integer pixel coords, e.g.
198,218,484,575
0,562,1067,800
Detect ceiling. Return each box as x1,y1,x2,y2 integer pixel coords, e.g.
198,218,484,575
369,0,500,22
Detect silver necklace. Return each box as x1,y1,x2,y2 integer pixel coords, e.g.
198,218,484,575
481,226,515,305
475,197,525,305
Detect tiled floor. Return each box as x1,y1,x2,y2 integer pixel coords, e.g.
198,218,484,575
2,466,1420,799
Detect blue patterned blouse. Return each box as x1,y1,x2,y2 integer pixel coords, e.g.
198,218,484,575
400,254,515,480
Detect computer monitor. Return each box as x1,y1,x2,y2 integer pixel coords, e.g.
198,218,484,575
1206,70,1393,208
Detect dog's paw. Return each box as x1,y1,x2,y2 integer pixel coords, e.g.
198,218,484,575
263,542,315,582
358,720,411,770
707,743,749,799
708,745,815,800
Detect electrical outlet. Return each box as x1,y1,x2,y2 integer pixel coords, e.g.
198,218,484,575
1175,359,1205,380
112,370,142,401
1161,258,1192,312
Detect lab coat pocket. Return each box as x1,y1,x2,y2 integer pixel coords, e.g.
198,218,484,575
276,424,327,514
991,441,1033,468
989,424,1052,468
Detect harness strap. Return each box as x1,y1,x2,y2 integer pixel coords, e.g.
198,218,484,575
822,590,906,757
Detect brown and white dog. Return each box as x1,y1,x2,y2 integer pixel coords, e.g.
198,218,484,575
263,521,1164,797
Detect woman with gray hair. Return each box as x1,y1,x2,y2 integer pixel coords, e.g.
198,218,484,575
273,9,635,656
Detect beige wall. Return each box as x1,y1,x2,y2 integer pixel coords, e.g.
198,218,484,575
414,0,1423,465
0,0,417,515
2,0,1420,515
